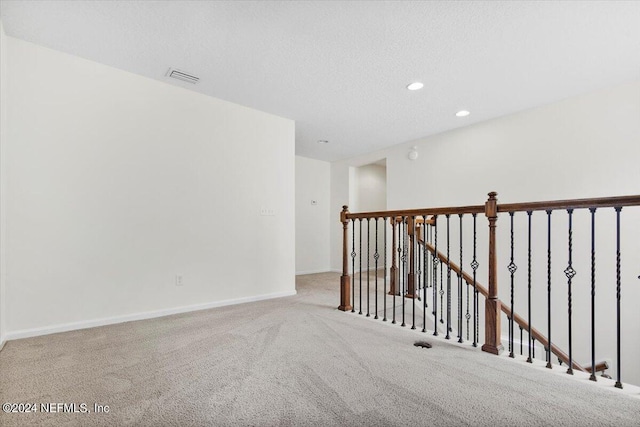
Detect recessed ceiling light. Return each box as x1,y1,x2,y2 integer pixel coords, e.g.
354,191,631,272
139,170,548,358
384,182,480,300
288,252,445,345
317,140,329,144
406,82,424,91
456,110,470,117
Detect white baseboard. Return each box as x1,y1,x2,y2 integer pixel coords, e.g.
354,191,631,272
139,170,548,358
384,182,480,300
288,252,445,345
5,290,297,341
0,338,5,353
295,269,333,275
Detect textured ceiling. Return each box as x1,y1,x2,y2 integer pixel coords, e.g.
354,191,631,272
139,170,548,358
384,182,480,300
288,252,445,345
1,1,639,161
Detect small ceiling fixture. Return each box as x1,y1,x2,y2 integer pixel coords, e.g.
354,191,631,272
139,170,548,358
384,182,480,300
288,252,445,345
317,140,329,144
456,110,470,117
406,82,424,91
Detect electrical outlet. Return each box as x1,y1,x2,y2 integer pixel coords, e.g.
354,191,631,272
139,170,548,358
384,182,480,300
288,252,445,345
176,275,183,287
259,208,276,216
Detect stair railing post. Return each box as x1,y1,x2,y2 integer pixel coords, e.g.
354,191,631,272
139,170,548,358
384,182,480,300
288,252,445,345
389,217,397,295
482,192,504,354
339,205,352,311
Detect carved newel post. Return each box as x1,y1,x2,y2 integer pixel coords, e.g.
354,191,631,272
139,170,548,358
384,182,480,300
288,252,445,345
482,192,504,354
339,206,352,311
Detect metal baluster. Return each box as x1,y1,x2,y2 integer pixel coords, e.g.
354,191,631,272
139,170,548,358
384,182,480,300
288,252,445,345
472,213,479,347
532,337,536,359
402,217,406,327
520,327,523,355
412,216,416,330
508,212,517,358
383,217,387,322
564,209,576,375
589,208,597,381
351,219,356,313
374,218,379,320
366,218,370,317
446,214,451,339
359,219,363,315
458,214,464,343
614,207,623,389
433,216,439,337
392,218,397,324
546,210,552,369
423,216,428,333
527,211,533,363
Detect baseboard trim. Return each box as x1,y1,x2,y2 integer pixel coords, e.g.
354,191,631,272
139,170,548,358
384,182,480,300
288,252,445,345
295,269,332,275
0,339,5,353
5,289,297,341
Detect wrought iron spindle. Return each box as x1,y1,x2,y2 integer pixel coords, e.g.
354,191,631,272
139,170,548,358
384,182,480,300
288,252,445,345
446,214,451,339
532,337,536,359
546,210,552,368
423,216,428,333
374,218,379,320
589,208,596,381
527,211,533,364
564,209,576,375
508,212,517,358
359,218,363,315
520,326,523,355
471,213,479,347
402,217,407,327
366,218,370,317
392,218,397,324
412,216,416,330
433,216,439,336
458,214,464,343
351,219,356,313
615,207,622,389
383,217,387,322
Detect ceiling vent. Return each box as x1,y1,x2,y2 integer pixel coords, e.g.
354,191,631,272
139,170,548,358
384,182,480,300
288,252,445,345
166,68,199,84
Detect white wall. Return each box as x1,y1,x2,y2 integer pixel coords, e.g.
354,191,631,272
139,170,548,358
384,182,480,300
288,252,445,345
0,21,8,349
331,80,640,385
4,36,295,338
295,156,330,274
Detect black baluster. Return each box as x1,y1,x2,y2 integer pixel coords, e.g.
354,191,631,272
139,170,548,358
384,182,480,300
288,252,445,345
546,210,552,369
532,337,536,359
412,216,416,330
527,211,533,364
615,207,623,389
520,326,523,355
383,217,387,322
423,216,428,333
458,214,464,343
433,216,439,337
471,213,479,347
366,218,370,317
374,218,379,320
589,208,596,381
351,219,356,313
446,214,451,339
402,217,406,327
359,218,363,315
508,212,517,358
564,209,576,375
392,218,397,324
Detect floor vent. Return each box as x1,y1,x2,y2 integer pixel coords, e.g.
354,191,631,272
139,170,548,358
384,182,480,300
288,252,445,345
166,68,199,84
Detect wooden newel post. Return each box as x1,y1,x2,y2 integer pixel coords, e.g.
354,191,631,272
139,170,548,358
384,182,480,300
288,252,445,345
482,192,504,355
339,205,352,311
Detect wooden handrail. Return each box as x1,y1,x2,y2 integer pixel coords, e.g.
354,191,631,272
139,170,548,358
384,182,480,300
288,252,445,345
346,205,484,220
423,240,607,373
498,194,640,213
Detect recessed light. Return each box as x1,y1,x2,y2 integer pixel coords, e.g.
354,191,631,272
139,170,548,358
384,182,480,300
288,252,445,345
407,82,424,91
317,140,329,144
456,110,470,117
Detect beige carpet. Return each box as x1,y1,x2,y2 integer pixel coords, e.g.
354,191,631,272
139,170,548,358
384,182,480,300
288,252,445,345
1,272,639,426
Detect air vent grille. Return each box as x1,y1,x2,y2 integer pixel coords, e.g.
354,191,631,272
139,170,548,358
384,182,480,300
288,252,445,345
166,68,199,84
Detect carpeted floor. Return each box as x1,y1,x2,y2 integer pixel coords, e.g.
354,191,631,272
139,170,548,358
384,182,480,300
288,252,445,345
1,272,639,426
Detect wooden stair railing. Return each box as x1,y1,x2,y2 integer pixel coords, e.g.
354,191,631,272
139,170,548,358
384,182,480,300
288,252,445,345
340,192,640,387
